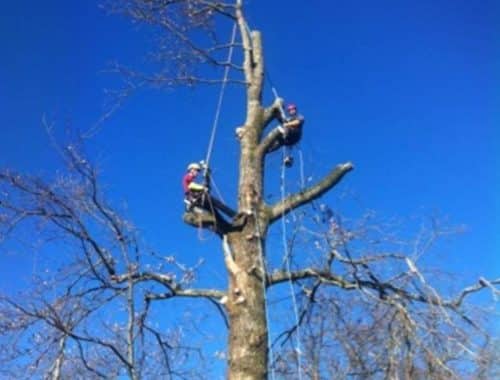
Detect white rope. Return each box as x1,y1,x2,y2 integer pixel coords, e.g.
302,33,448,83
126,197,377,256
198,21,237,238
254,209,276,380
298,149,305,189
265,44,302,377
280,151,303,380
271,86,280,100
204,21,238,169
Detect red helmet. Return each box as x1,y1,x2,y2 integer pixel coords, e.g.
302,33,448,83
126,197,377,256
286,103,297,111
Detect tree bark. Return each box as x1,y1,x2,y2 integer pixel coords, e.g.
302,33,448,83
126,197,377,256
225,5,269,377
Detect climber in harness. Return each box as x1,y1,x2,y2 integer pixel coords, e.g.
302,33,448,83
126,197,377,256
182,161,236,222
266,103,305,167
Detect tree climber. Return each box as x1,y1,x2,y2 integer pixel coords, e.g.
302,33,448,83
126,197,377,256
182,162,236,222
266,103,305,167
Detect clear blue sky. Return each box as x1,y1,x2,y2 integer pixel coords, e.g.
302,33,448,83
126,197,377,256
0,0,498,324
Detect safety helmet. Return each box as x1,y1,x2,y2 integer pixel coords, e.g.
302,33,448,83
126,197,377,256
287,103,297,111
187,162,201,171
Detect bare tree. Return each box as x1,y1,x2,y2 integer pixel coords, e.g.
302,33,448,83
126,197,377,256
0,143,208,379
0,1,498,379
266,207,499,379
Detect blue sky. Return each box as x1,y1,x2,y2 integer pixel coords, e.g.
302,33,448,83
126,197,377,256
0,0,498,342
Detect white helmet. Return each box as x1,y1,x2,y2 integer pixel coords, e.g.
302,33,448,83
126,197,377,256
187,162,201,171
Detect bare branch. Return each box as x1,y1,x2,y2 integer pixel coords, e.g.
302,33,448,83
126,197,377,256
267,163,354,223
269,266,499,315
268,268,356,289
450,278,500,307
112,271,226,300
145,288,226,300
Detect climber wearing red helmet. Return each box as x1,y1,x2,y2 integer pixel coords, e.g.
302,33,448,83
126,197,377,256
267,102,305,166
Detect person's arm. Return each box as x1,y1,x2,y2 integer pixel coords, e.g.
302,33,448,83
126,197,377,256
283,116,304,129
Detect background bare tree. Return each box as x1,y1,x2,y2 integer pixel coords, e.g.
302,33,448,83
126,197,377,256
264,207,499,379
0,1,498,379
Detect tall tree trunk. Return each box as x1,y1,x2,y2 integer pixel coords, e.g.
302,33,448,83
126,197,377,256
226,227,268,380
226,8,269,377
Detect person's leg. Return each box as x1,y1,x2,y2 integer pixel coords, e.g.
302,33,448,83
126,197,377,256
284,129,301,146
266,129,286,153
282,130,301,167
185,192,202,212
209,196,236,218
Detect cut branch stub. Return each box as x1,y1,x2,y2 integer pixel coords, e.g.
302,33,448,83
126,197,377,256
183,211,218,228
182,211,235,236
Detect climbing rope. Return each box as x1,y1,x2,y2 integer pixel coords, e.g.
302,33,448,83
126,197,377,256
209,175,226,205
280,150,304,380
298,149,305,189
263,63,305,377
204,21,238,172
196,21,237,237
